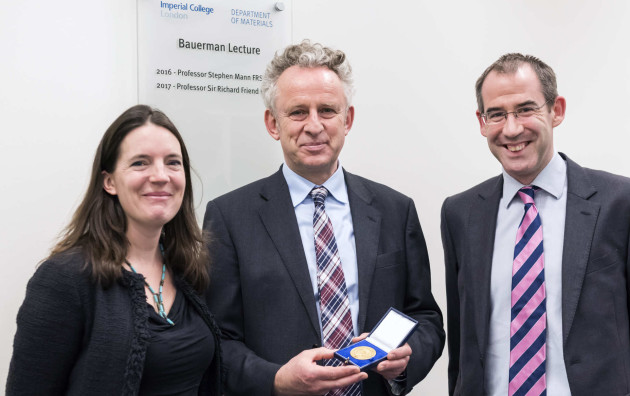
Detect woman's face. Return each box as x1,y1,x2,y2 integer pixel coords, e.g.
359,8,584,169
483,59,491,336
103,122,185,233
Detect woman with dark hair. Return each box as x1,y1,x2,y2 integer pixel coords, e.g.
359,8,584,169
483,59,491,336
7,105,222,395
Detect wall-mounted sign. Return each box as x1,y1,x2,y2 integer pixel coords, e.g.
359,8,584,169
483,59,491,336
138,0,292,215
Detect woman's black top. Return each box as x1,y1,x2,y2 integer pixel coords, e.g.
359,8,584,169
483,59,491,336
139,290,215,395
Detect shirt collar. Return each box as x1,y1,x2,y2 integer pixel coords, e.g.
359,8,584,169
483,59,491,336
502,151,567,208
282,162,349,207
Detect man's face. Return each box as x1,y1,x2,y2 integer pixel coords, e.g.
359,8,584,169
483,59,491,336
264,66,354,185
476,64,565,185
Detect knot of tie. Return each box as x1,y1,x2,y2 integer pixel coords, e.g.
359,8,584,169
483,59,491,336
517,185,540,205
311,186,329,207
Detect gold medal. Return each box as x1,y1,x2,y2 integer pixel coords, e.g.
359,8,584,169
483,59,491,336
350,346,376,360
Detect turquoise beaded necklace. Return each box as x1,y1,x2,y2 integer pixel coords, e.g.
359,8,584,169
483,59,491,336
125,255,175,326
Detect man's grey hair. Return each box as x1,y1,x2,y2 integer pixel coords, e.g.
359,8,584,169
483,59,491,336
475,53,558,113
261,39,354,113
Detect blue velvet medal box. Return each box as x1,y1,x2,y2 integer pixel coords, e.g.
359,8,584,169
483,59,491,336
334,307,418,371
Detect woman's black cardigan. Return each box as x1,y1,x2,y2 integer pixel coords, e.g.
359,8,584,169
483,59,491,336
6,250,223,395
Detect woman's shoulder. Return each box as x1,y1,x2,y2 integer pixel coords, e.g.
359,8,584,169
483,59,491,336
15,249,95,342
30,248,93,294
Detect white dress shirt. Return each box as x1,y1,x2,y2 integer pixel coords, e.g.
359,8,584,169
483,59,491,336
282,162,360,338
485,152,572,395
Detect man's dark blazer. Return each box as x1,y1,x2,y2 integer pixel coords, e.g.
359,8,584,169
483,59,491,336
441,153,630,396
203,167,444,396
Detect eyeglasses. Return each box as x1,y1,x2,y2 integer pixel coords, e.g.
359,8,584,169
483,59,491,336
481,100,551,126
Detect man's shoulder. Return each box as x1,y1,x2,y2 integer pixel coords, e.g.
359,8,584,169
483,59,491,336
443,175,503,208
565,154,630,196
208,170,284,208
578,165,630,190
344,170,412,203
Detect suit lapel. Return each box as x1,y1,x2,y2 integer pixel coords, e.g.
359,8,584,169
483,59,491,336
561,155,599,344
344,171,381,333
469,176,503,357
257,170,321,337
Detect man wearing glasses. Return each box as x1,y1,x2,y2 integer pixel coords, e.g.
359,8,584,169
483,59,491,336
441,53,630,396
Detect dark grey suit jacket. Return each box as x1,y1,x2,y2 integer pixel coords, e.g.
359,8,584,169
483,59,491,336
203,168,444,396
441,153,630,395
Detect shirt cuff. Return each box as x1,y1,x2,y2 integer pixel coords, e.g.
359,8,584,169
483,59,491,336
387,371,407,395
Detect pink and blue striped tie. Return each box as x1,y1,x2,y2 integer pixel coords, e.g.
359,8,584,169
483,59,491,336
311,186,361,396
509,186,546,396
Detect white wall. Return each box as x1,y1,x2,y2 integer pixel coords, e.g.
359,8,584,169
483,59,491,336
2,1,630,394
1,0,138,385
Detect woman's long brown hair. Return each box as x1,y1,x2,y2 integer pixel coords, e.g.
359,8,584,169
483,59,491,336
49,105,209,292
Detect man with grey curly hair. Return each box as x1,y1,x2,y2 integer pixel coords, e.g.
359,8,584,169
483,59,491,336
261,39,354,114
204,40,444,396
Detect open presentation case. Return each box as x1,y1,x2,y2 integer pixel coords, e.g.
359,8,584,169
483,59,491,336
334,307,418,371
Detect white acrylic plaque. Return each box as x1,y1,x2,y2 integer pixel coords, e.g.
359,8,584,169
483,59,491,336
138,0,292,215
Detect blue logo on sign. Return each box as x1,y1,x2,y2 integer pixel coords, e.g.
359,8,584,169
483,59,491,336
160,1,214,19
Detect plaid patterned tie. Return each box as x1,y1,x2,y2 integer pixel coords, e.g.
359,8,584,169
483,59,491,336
509,186,547,396
311,186,361,396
